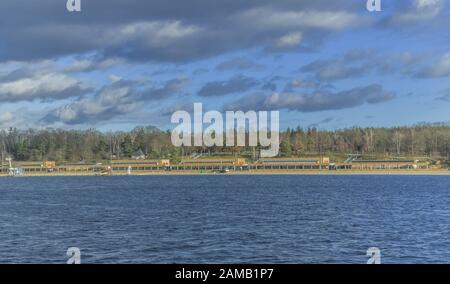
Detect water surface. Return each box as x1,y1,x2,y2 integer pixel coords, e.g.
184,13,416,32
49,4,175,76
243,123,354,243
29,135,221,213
1,175,449,263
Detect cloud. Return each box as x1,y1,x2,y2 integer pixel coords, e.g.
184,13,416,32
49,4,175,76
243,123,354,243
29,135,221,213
43,77,189,125
0,111,14,125
437,95,450,102
301,60,370,81
298,49,440,82
234,8,360,31
283,79,326,92
308,117,335,128
394,0,444,23
102,20,207,62
116,21,201,45
42,80,140,125
0,108,35,129
0,71,91,102
198,75,259,97
379,52,426,75
225,84,395,112
145,77,190,100
416,53,450,78
276,32,303,49
436,89,450,101
343,49,375,62
65,57,125,73
300,50,375,81
216,58,264,71
0,1,364,63
160,101,196,117
0,0,446,129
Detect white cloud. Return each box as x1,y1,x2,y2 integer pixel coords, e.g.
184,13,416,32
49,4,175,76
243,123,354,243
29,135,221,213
0,111,14,124
66,57,125,73
115,21,202,48
0,72,91,102
276,32,303,48
235,8,361,31
0,109,32,129
396,0,443,22
418,53,450,78
416,0,441,9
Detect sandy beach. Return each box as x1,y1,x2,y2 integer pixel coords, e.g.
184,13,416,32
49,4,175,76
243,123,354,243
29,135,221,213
2,169,450,177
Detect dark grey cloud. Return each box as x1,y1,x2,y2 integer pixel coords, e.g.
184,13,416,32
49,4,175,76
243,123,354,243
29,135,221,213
0,0,364,63
307,117,335,128
299,48,449,82
343,49,375,62
437,95,450,102
282,79,332,92
436,89,450,101
373,51,450,79
145,77,190,100
192,68,209,75
320,117,334,124
260,75,285,92
216,58,264,71
160,101,196,117
261,81,277,92
1,1,446,69
300,49,375,81
224,93,267,112
225,84,395,112
198,75,259,97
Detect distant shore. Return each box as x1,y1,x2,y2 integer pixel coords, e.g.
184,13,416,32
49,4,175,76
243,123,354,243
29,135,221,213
2,169,450,177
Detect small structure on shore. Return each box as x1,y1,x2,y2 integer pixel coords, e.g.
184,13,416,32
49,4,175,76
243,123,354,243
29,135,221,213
97,166,113,176
44,161,56,172
6,158,23,177
131,149,146,160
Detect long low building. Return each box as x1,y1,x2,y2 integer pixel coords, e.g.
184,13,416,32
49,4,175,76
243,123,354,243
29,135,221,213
2,159,172,173
172,158,247,171
110,159,170,171
253,157,330,170
57,159,171,172
1,157,332,173
1,161,56,173
350,159,429,170
0,157,435,173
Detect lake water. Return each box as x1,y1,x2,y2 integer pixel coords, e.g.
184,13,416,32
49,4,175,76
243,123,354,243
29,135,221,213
1,175,450,264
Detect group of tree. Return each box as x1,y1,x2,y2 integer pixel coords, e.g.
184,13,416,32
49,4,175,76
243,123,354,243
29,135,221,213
1,123,450,163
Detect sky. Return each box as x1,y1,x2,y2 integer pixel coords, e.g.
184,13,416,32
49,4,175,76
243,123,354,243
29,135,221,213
0,0,449,131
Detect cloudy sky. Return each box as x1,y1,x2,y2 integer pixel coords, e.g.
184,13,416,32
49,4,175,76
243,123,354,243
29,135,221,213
0,0,449,131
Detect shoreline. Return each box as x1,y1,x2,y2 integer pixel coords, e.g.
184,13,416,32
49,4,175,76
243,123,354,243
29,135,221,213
2,169,450,177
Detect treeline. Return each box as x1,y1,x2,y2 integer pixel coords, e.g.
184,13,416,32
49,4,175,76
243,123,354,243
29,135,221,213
0,126,178,163
280,123,450,159
1,124,450,162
